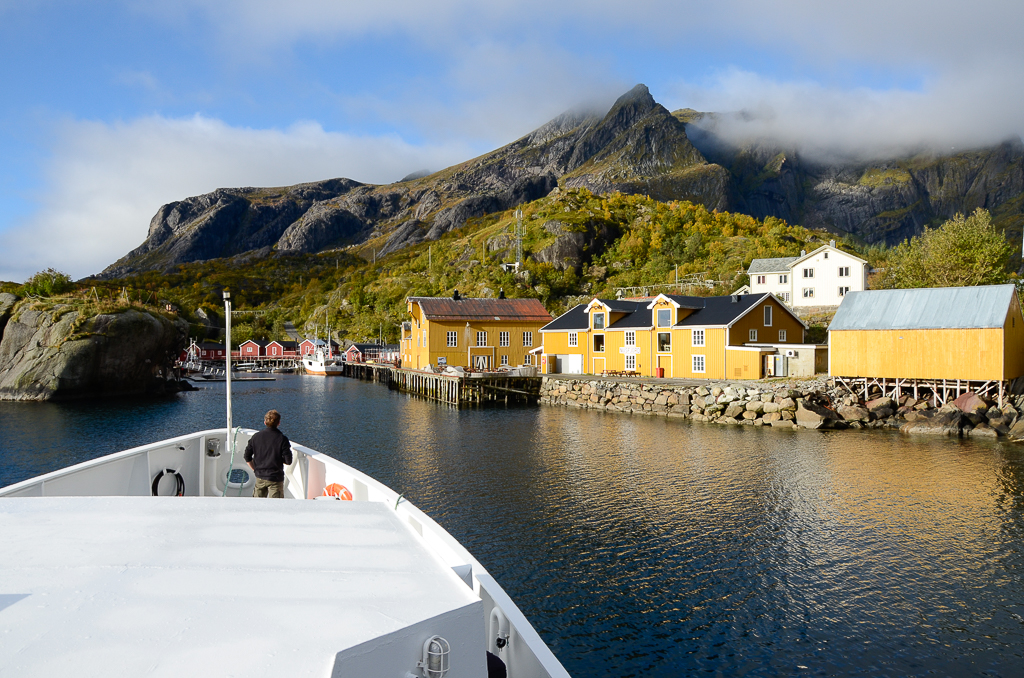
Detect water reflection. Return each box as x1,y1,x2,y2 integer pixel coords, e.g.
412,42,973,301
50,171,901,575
2,376,1023,677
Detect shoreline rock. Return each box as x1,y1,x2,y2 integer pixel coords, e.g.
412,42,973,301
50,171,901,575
538,376,1024,439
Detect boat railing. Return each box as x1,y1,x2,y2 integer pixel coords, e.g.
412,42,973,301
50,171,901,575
0,428,570,678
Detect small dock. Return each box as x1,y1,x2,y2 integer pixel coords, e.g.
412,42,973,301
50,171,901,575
340,363,541,406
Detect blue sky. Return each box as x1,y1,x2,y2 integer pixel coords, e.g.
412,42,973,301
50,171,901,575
2,0,1023,282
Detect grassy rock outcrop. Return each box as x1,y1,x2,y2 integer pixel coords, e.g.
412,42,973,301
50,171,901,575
0,300,189,401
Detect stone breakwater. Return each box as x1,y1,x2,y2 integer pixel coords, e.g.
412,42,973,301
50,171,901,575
539,376,1024,440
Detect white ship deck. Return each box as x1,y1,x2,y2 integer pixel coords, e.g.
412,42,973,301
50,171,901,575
0,497,484,677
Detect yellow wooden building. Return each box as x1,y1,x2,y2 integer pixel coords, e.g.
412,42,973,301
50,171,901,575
539,293,806,379
404,293,552,370
828,285,1024,388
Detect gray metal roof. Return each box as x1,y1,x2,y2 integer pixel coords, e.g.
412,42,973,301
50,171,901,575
747,257,799,274
828,285,1017,331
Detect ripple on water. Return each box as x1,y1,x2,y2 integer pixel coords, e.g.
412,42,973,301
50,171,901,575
2,377,1024,677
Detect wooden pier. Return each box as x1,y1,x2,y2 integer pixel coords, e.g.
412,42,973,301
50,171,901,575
340,363,541,406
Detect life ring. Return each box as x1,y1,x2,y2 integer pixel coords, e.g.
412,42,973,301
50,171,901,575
322,483,353,500
152,468,185,496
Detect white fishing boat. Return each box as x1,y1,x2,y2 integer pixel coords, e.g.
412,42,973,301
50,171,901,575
302,346,344,376
0,290,570,678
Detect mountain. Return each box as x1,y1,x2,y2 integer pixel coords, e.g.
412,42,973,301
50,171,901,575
681,111,1024,247
100,85,729,277
100,84,1024,278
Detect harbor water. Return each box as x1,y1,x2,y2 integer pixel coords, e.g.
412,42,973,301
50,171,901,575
2,375,1023,677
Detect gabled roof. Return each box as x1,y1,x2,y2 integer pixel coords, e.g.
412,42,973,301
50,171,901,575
408,296,551,322
541,293,806,332
267,340,297,348
239,339,269,347
790,244,867,268
828,285,1017,331
747,257,799,274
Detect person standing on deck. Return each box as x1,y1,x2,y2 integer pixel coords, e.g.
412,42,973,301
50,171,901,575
244,410,293,498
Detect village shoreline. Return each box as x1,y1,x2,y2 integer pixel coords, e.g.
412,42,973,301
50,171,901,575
537,374,1024,441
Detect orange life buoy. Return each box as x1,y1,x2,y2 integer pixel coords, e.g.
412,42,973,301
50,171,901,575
323,483,353,500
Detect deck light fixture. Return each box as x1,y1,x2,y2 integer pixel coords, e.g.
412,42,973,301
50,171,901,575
418,635,450,678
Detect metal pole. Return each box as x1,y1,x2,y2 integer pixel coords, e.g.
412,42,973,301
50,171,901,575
224,291,232,438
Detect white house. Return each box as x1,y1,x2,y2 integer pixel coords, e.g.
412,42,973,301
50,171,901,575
747,242,868,308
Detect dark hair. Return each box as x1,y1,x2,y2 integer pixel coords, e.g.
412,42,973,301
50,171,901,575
264,410,281,427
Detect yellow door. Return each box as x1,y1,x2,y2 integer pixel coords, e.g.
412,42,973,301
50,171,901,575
593,358,605,375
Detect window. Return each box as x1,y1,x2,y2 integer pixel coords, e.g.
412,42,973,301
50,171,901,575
522,331,533,347
657,308,672,327
749,329,758,341
824,251,829,259
476,331,487,346
779,274,788,284
625,330,636,346
593,335,605,352
446,331,457,347
625,354,636,371
693,355,705,373
803,268,814,278
499,331,509,347
422,329,427,345
802,288,815,298
838,266,850,277
246,346,252,353
838,286,850,297
782,292,791,302
568,332,578,347
658,332,671,352
593,312,605,330
764,305,773,326
500,355,509,366
779,329,787,342
756,275,766,285
692,329,705,347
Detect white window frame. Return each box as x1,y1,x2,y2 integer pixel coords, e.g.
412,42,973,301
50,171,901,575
782,292,791,303
779,274,788,284
593,334,605,353
500,354,509,366
446,331,457,347
692,329,705,347
838,286,851,297
838,266,850,277
802,288,815,298
625,330,636,346
657,332,671,353
522,331,533,347
624,354,636,371
824,251,829,259
803,268,814,278
779,329,787,342
499,331,510,347
692,355,705,373
764,305,772,327
657,309,672,327
749,329,757,342
568,332,578,347
593,312,605,330
476,331,487,347
756,275,766,285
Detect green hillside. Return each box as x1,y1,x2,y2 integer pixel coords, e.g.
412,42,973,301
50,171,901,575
88,188,871,345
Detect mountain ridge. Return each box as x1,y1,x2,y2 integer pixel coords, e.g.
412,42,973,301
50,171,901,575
100,85,1024,277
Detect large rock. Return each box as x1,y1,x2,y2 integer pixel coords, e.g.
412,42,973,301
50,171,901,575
0,301,188,400
900,409,963,436
1008,418,1024,443
865,396,894,413
795,400,837,429
838,405,870,422
952,392,988,414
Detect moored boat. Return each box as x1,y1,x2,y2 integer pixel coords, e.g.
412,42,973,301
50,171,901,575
303,347,344,376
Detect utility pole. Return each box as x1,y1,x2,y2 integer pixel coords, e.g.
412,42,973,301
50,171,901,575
515,207,524,270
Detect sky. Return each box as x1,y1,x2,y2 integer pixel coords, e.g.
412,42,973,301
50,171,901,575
2,0,1023,282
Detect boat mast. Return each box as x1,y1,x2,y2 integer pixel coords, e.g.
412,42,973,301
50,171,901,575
224,291,232,437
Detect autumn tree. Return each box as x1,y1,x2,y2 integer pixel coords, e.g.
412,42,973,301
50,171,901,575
880,208,1013,289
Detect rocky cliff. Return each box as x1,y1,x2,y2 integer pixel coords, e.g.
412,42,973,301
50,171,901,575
683,112,1024,246
100,85,729,276
0,296,189,401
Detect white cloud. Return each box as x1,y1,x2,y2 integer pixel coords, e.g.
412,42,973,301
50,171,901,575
0,115,473,282
669,67,1024,161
